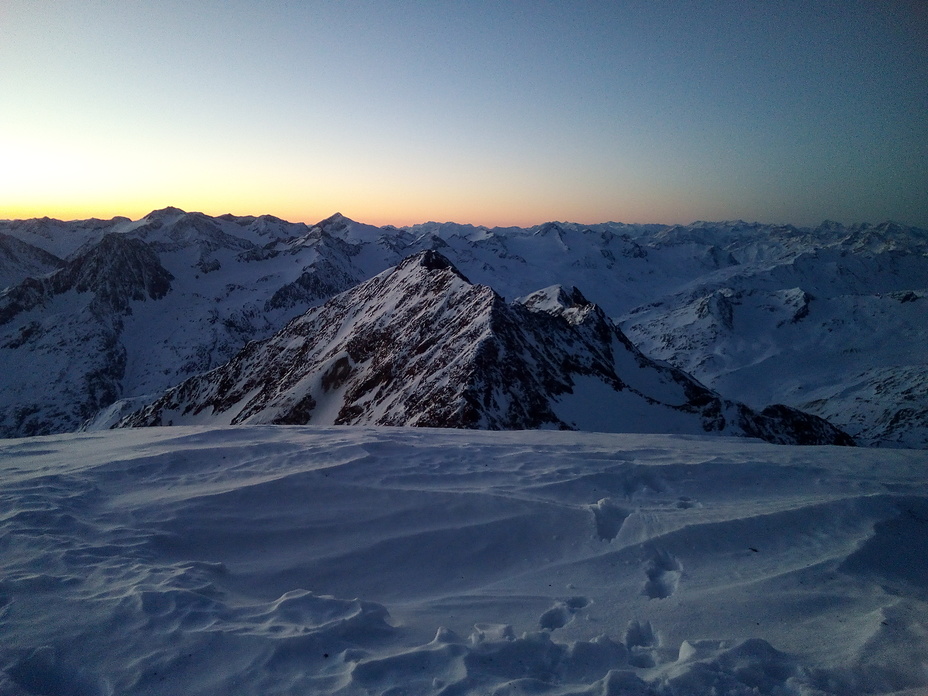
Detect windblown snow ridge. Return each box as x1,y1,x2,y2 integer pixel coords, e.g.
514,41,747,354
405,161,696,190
1,426,925,695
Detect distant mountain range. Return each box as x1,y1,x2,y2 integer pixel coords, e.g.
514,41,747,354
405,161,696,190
1,208,925,446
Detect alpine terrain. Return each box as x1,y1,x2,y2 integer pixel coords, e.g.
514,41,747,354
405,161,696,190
119,250,852,446
1,210,927,696
1,209,925,446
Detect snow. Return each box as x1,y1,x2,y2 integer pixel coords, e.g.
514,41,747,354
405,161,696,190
624,284,928,447
552,376,700,434
2,425,926,695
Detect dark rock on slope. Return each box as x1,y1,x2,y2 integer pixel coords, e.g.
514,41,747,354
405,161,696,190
0,235,173,437
0,234,172,325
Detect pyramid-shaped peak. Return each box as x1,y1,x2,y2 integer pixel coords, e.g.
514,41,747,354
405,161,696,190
534,221,566,236
396,249,471,281
409,249,453,271
517,285,593,315
117,245,852,445
317,212,353,227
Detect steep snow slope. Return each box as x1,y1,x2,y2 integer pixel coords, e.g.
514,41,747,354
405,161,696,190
1,426,925,695
120,251,852,446
0,234,63,291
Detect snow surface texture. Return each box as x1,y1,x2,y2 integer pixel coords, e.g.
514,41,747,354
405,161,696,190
1,211,925,446
1,426,927,695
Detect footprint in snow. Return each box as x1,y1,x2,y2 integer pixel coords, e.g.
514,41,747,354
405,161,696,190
642,549,682,599
589,498,630,541
625,619,660,668
539,596,590,630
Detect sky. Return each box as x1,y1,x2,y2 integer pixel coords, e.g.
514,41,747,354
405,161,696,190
1,1,927,228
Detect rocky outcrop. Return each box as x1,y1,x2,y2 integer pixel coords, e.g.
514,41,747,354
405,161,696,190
0,234,172,325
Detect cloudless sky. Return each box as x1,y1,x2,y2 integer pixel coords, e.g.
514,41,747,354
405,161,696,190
2,0,926,227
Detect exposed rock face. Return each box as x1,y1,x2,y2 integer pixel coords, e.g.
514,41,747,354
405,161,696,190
119,251,853,446
0,234,172,325
0,235,172,437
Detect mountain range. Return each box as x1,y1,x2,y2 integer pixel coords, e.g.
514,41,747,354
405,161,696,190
1,208,925,446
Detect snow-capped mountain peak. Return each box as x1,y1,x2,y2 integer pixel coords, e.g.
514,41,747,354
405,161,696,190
516,285,600,327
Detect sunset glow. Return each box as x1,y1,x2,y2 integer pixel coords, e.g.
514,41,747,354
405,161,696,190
2,1,926,228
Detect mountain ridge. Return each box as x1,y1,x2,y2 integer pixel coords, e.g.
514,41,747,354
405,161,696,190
117,250,853,446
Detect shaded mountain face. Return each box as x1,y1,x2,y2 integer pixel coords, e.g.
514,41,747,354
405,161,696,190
119,251,853,446
0,233,64,290
0,233,172,325
0,235,173,437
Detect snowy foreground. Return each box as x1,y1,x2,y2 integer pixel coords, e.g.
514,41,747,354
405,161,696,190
1,426,926,696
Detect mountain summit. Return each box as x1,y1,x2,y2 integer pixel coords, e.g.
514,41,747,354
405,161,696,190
119,251,853,445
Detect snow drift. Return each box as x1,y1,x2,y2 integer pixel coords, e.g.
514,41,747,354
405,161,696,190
1,426,925,695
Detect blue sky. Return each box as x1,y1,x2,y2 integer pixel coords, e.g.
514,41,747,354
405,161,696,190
2,0,926,227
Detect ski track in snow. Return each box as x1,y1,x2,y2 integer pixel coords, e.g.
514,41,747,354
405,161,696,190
1,426,927,695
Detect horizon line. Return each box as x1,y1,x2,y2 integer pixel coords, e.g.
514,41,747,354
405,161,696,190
1,206,919,232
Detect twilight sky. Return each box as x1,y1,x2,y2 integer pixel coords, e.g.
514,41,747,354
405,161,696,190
2,1,926,228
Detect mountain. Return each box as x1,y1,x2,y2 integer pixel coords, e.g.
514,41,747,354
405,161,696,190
1,233,173,321
118,251,852,446
0,215,128,262
0,233,64,290
0,210,384,437
1,209,924,445
0,234,173,436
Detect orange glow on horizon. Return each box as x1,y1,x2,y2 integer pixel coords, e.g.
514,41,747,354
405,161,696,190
0,130,697,229
0,200,680,229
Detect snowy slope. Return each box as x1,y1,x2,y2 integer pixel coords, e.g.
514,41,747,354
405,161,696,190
0,234,63,291
118,251,852,445
0,234,172,436
622,232,928,447
0,216,127,262
0,426,925,695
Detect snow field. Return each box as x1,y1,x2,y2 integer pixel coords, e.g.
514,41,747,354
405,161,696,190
0,426,926,695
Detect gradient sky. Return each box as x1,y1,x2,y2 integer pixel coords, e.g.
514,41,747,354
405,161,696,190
2,1,927,228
